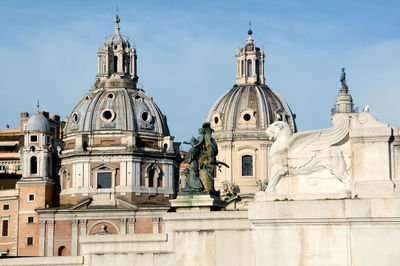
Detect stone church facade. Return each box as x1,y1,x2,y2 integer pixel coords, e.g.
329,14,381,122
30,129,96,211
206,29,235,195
0,15,181,257
1,16,400,266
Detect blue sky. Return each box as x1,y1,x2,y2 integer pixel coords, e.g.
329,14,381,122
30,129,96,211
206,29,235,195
0,0,399,146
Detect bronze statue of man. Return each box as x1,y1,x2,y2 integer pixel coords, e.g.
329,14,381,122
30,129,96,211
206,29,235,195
182,122,228,192
340,68,348,90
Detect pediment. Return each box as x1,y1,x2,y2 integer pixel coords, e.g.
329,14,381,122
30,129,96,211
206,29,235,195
69,197,92,210
116,197,138,210
92,163,118,171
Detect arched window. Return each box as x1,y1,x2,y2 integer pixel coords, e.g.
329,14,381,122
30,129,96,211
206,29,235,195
241,60,244,76
113,56,118,72
247,60,252,77
256,59,260,80
148,169,155,187
58,246,66,256
242,155,253,176
157,172,163,187
30,156,37,174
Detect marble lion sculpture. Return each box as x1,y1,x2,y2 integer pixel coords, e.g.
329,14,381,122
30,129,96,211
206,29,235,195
265,114,352,195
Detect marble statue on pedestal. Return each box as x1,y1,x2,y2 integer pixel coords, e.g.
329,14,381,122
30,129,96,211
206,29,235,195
264,113,353,196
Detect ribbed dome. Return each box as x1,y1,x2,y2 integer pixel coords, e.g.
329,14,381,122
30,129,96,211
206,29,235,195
64,87,170,136
26,113,50,132
207,84,296,133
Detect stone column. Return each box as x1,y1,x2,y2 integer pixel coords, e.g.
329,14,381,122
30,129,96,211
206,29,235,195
152,218,159,234
120,219,127,234
80,220,87,236
38,220,46,256
128,218,135,235
71,220,79,256
47,220,54,256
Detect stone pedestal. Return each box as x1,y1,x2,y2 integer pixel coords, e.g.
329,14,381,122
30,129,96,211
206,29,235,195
170,192,227,212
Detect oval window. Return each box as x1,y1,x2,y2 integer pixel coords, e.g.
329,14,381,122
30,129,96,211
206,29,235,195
107,93,114,99
72,113,78,124
214,117,219,124
141,112,150,122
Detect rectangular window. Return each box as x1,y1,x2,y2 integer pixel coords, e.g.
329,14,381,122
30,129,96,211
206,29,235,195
28,194,35,202
2,220,8,237
27,217,34,223
26,236,33,246
97,172,112,188
2,204,9,210
30,135,38,142
242,155,253,176
247,60,252,77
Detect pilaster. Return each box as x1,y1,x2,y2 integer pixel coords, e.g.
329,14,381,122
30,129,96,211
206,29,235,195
152,218,159,234
128,218,135,235
120,218,127,234
71,220,79,256
47,220,55,256
38,220,46,256
80,219,87,236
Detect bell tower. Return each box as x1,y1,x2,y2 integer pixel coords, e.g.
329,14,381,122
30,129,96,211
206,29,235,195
17,109,60,256
235,25,265,85
96,14,138,87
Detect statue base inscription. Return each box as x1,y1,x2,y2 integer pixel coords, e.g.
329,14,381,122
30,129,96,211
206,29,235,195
170,191,227,212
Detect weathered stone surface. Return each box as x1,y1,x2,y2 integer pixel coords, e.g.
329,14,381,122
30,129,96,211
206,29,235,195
170,192,227,211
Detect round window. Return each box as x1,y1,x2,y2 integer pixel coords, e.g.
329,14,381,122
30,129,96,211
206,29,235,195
101,109,115,122
107,93,114,99
135,95,141,100
214,117,219,124
103,111,112,120
243,113,251,121
30,146,35,152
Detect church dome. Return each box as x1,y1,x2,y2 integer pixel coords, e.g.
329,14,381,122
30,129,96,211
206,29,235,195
208,29,296,135
26,113,50,132
64,16,169,137
207,84,296,133
64,87,170,136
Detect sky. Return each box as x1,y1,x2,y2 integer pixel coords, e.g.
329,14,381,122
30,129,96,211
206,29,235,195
0,0,399,147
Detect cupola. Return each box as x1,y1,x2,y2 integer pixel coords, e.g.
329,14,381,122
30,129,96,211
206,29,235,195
235,24,265,85
96,14,138,88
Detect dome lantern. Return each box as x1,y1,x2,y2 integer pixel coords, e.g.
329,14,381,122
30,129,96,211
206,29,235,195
236,27,265,85
96,15,138,88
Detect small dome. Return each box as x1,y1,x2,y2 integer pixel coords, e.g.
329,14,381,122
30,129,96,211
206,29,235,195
26,113,50,132
207,84,296,133
106,31,128,45
64,88,170,136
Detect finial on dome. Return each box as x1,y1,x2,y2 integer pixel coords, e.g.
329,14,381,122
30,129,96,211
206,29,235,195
114,7,120,31
248,21,253,36
36,98,40,112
